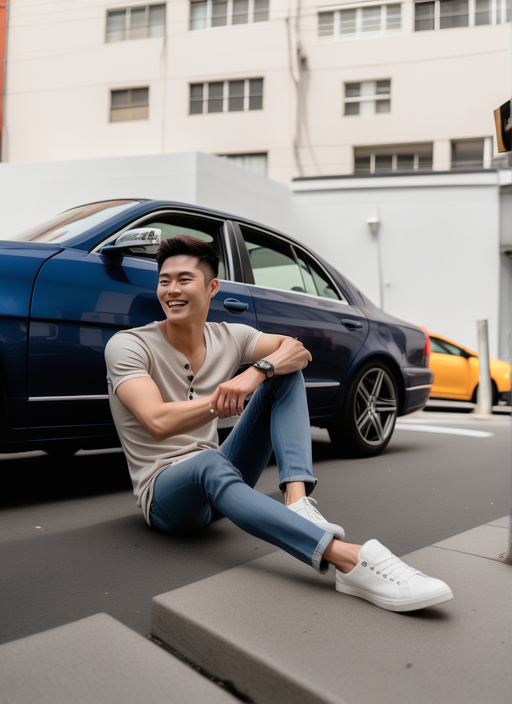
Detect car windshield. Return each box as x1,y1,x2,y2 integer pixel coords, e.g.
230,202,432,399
3,200,141,243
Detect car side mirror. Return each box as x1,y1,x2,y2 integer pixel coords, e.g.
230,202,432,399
100,228,162,255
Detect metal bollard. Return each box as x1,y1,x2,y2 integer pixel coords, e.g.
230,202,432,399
473,320,493,416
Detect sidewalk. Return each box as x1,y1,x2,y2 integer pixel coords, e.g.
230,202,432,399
153,516,511,704
1,517,511,704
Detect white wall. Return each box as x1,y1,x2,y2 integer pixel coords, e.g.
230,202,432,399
0,153,505,360
0,152,292,238
291,171,503,358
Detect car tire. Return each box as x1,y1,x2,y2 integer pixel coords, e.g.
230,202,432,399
471,382,498,407
328,360,398,458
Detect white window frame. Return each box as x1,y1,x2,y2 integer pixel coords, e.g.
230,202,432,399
344,80,391,116
220,153,268,175
414,0,508,31
354,144,434,173
110,87,150,122
190,79,264,114
189,0,269,31
318,2,401,40
106,4,166,42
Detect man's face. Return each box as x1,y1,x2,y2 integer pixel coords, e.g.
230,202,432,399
157,255,218,323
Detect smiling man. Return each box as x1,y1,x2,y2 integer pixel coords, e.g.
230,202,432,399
104,234,453,612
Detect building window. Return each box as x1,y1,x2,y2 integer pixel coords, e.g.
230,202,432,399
190,0,269,30
451,138,493,168
318,4,401,39
354,144,433,173
110,88,149,121
106,4,166,42
220,153,267,175
344,80,391,116
190,79,263,114
414,0,509,30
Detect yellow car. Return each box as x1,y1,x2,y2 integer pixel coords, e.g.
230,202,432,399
428,333,510,406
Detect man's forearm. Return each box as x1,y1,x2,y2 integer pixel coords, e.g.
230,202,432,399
210,337,312,418
148,396,217,441
116,377,218,442
259,337,311,376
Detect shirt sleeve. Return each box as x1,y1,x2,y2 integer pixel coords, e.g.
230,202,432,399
104,332,152,395
227,324,262,366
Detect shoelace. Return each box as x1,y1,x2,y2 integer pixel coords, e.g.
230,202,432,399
369,553,424,583
300,497,326,523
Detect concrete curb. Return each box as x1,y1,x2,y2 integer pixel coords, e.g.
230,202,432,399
0,613,235,704
152,518,512,704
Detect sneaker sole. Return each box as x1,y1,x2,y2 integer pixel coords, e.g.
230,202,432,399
335,582,454,612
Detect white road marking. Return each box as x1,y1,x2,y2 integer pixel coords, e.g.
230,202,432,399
398,417,496,425
394,423,494,438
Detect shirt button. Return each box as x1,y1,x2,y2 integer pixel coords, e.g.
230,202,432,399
184,364,190,370
190,387,194,393
187,375,194,381
189,395,193,400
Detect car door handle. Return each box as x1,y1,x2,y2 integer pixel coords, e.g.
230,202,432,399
341,319,363,330
223,298,249,312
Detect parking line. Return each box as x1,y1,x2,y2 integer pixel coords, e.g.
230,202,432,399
394,424,494,438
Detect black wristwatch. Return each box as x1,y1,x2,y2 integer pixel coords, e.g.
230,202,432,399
252,359,275,380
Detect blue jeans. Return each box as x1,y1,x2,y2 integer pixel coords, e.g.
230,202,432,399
149,371,333,573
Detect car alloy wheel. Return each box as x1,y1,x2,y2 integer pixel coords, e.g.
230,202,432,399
328,360,398,457
354,366,397,447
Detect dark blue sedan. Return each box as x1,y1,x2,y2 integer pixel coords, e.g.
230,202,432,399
0,199,433,457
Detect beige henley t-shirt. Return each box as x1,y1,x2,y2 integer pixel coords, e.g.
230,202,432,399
105,321,262,524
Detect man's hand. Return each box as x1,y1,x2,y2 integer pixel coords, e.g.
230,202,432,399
210,336,312,419
210,367,264,419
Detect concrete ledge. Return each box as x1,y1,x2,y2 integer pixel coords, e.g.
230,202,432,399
433,519,509,560
152,519,512,704
0,613,234,704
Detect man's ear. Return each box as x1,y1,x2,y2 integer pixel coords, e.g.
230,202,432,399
209,278,220,298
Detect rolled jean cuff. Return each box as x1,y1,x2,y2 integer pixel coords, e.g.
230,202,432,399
279,475,317,496
311,530,334,574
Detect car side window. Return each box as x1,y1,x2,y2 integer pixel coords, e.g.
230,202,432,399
294,248,341,301
241,227,307,293
240,227,341,300
430,337,465,356
118,214,227,280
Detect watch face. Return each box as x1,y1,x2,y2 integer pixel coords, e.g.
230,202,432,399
258,361,272,371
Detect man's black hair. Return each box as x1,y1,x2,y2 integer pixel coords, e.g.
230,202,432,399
156,234,219,282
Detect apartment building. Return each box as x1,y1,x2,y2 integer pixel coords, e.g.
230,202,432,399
1,0,510,182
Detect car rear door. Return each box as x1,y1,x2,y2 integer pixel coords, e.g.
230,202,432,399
429,337,472,399
27,212,256,443
233,223,369,412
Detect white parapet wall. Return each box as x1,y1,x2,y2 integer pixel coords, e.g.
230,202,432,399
291,170,506,359
0,152,508,360
0,151,292,238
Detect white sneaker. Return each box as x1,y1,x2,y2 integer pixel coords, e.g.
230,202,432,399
287,497,345,541
335,539,453,612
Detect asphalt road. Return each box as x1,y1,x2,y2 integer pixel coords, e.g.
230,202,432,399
1,410,510,646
